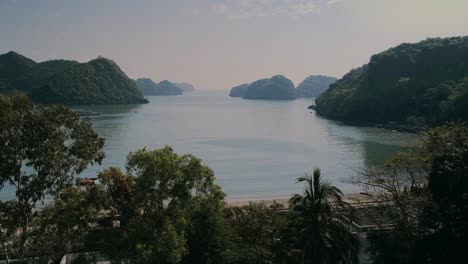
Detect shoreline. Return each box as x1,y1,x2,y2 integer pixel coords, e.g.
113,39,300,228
227,198,290,207
308,106,421,134
226,192,375,207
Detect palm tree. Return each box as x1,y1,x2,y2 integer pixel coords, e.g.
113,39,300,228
289,168,360,264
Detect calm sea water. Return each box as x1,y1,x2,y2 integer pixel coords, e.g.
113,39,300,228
0,91,416,201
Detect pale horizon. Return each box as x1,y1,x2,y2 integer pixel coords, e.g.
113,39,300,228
2,0,468,90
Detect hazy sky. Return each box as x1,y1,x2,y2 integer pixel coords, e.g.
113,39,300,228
1,0,468,90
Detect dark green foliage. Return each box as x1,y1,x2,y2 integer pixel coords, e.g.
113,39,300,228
361,123,468,264
94,147,226,264
365,230,415,264
289,169,360,264
244,75,296,100
295,75,337,98
315,36,468,125
98,167,134,227
0,94,105,261
0,51,37,94
0,51,148,105
229,83,249,97
136,78,183,96
92,151,361,264
414,123,468,263
30,58,148,105
222,203,297,264
444,77,468,120
182,195,227,264
28,184,106,263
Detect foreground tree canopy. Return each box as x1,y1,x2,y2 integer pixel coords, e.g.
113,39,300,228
0,94,105,262
290,169,360,264
353,122,468,264
50,146,230,264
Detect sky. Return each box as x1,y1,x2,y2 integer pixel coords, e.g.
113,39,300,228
1,0,468,90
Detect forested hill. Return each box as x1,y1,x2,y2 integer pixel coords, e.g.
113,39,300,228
315,36,468,127
0,51,148,105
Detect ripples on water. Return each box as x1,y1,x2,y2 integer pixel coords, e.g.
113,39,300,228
0,91,417,201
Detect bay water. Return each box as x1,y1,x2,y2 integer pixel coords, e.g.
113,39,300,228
0,91,416,201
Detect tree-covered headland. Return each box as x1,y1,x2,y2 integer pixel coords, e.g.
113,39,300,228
315,36,468,130
0,52,148,105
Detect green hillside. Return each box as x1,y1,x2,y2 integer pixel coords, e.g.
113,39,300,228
0,52,148,105
315,36,468,127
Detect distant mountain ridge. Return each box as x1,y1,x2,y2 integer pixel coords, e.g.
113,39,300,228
315,36,468,127
0,51,148,105
173,82,195,92
136,78,182,96
295,75,337,98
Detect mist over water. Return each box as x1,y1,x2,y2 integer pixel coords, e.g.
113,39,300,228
0,91,416,201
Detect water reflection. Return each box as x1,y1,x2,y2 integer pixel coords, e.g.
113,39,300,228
0,92,418,201
72,104,143,115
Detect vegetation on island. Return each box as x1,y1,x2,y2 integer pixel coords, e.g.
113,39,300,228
235,75,296,100
315,36,468,128
0,51,148,105
136,78,183,96
295,75,337,98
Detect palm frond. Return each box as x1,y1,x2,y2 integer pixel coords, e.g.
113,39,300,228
289,167,360,264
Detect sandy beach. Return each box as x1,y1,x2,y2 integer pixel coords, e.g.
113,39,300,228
226,192,376,207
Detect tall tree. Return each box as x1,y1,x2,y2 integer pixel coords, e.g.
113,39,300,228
0,94,105,261
289,168,360,264
353,123,468,264
222,202,294,264
108,146,226,264
28,183,106,264
98,167,134,227
413,123,468,263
